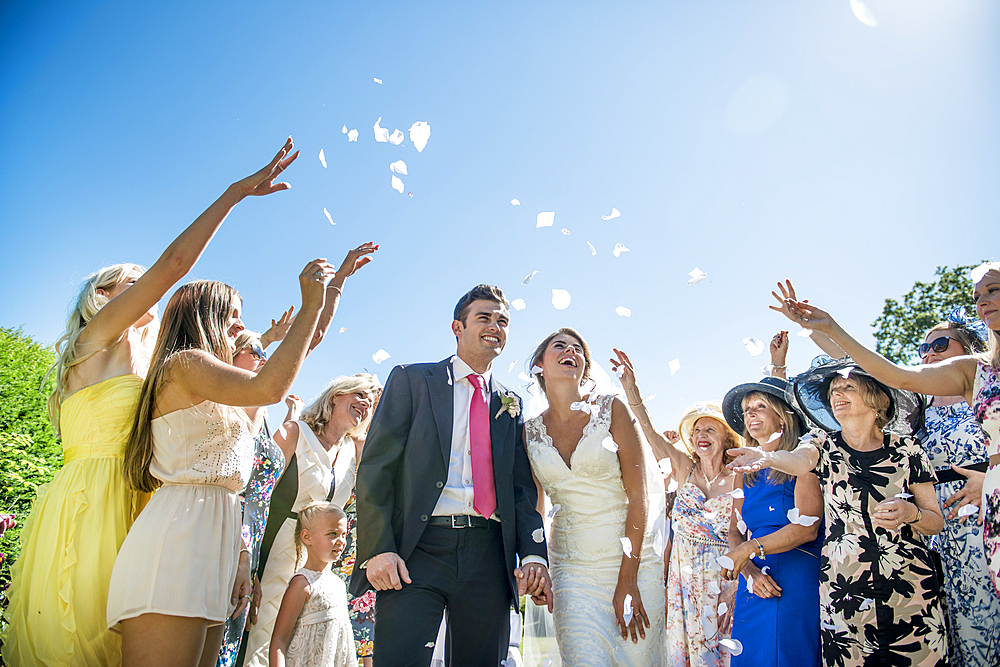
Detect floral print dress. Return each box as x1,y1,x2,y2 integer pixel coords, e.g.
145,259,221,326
972,361,1000,597
334,491,375,658
923,401,1000,666
666,472,734,667
814,432,947,667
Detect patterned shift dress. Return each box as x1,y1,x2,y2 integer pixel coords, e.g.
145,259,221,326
972,361,1000,600
814,432,947,667
922,401,1000,666
334,491,376,658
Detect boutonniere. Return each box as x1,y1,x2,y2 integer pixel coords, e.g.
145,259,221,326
495,390,521,419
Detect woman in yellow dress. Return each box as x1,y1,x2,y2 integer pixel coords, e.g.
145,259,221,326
1,139,299,667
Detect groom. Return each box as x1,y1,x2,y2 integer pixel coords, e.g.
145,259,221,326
351,284,551,666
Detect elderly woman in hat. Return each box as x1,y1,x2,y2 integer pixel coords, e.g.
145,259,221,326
612,349,741,667
728,357,946,667
718,376,822,667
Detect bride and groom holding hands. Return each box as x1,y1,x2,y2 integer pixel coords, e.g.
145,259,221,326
349,284,666,667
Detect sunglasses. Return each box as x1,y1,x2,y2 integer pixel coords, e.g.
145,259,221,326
240,344,267,362
917,336,951,358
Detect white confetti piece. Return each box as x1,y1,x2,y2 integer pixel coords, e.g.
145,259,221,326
511,198,520,206
717,555,735,570
551,289,572,310
620,537,633,557
736,509,747,534
769,506,775,512
530,365,544,375
667,478,679,492
586,241,597,255
730,488,745,499
747,574,754,593
669,358,681,375
511,298,526,311
518,372,532,383
547,504,561,518
409,121,431,152
652,526,666,557
798,329,814,337
623,593,634,625
688,267,708,285
615,306,632,317
542,660,553,667
717,602,729,616
682,564,694,575
560,228,570,235
766,431,781,443
275,424,288,440
602,437,619,454
389,160,407,175
374,77,383,84
720,638,743,656
743,337,765,356
616,365,625,378
761,566,770,575
971,264,992,283
318,149,327,168
373,117,390,142
787,508,821,526
391,175,404,193
571,401,595,415
508,360,517,373
602,207,621,220
323,208,335,225
389,129,404,145
849,0,878,27
894,493,913,499
372,349,391,364
523,271,538,284
342,125,348,134
958,504,980,517
612,243,630,258
532,527,545,543
708,581,721,595
822,621,841,632
859,598,874,611
425,641,435,648
347,128,359,142
837,366,855,379
645,393,656,402
338,327,346,334
536,211,555,228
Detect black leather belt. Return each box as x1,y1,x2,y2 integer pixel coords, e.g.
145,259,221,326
427,515,492,528
934,461,989,485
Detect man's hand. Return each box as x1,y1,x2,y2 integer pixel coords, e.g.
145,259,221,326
515,562,553,612
366,552,412,590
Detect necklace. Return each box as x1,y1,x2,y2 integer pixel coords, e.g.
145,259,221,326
699,463,726,488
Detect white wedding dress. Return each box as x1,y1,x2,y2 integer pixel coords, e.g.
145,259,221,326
525,394,666,667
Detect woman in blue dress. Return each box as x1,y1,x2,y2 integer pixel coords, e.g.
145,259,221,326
719,377,823,667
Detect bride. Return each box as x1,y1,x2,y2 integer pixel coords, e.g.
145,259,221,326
521,328,665,666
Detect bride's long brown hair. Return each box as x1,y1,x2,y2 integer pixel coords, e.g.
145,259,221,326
123,280,240,492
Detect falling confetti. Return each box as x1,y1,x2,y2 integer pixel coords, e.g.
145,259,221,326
530,365,543,375
587,241,597,255
681,565,694,576
407,192,412,197
735,509,747,534
708,581,721,595
318,149,327,168
743,337,765,356
409,121,431,152
602,437,619,453
572,401,596,415
602,207,621,220
523,270,539,284
425,642,435,648
560,228,570,235
971,264,992,283
542,661,553,667
766,431,781,443
822,622,841,632
615,306,632,317
730,488,744,499
645,393,656,402
837,366,855,379
551,289,572,310
720,638,744,656
389,129,404,145
347,129,359,142
391,175,404,193
620,537,633,558
958,504,980,517
787,508,821,526
688,268,708,285
859,598,874,611
511,199,521,206
532,528,545,543
342,125,348,134
372,349,391,364
623,593,634,625
761,566,770,575
323,208,335,225
717,555,735,570
518,372,533,383
508,360,517,373
536,211,555,228
747,574,755,593
339,327,347,334
373,117,390,142
389,160,408,175
612,243,630,258
374,77,383,84
511,298,526,311
849,0,878,27
547,504,561,518
667,478,679,492
798,329,814,337
894,493,914,499
717,602,729,616
669,358,681,375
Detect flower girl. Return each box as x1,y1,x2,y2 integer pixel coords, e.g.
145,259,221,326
269,502,353,667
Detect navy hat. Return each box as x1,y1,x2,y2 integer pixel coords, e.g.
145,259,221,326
791,356,925,435
722,376,808,436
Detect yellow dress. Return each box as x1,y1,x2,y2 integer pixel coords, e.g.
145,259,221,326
1,375,150,667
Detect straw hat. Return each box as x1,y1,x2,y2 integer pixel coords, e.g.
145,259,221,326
677,400,744,461
722,377,808,436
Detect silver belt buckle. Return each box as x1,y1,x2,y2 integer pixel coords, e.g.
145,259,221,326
451,515,466,529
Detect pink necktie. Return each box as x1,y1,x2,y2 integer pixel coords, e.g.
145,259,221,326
468,374,496,518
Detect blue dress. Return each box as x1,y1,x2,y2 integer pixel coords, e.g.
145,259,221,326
731,472,821,667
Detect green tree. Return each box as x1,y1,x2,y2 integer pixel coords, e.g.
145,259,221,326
872,264,984,364
0,328,61,619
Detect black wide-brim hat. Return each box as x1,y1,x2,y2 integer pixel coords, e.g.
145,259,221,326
791,356,925,435
722,376,808,436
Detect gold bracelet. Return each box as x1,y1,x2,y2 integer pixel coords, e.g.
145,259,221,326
753,538,766,560
628,399,643,407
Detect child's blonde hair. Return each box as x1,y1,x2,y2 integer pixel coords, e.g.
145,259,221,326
293,501,347,569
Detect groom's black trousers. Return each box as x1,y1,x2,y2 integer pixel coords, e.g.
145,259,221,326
372,522,512,667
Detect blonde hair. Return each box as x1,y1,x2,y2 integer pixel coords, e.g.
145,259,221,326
45,263,158,432
233,329,262,354
829,373,891,430
124,280,241,492
294,501,347,569
973,262,1000,369
741,391,803,486
300,374,383,438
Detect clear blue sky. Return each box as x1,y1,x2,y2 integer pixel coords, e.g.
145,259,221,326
2,0,997,429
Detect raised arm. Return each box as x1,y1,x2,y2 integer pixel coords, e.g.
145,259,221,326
309,242,378,351
771,280,976,401
81,139,299,350
727,440,820,477
611,349,694,482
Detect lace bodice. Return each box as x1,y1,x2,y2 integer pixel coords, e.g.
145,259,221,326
973,362,1000,457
